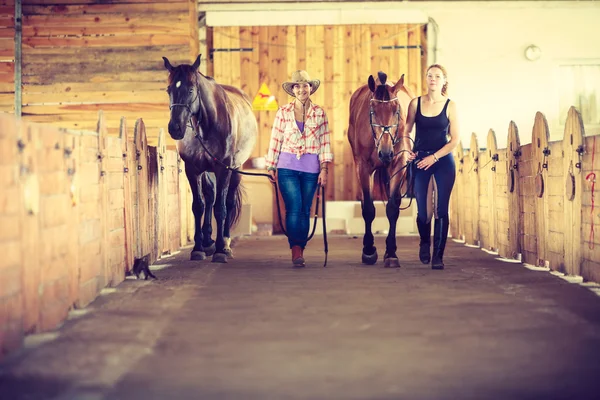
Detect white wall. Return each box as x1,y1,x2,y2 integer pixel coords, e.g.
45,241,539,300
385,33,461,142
201,1,600,149
425,2,600,148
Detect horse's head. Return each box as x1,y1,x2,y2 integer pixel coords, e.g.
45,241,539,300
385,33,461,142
368,72,407,165
163,55,202,140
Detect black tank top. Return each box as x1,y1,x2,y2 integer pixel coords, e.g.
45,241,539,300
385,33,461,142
413,96,451,152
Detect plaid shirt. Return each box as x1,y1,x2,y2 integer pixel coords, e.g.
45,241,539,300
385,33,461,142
265,101,333,169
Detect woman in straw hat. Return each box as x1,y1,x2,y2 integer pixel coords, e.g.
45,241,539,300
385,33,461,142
265,70,333,267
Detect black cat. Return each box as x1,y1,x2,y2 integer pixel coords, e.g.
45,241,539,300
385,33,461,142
128,254,157,280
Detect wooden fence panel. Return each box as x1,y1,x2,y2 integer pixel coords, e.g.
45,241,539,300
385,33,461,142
120,117,135,273
563,107,585,277
157,129,169,255
134,119,151,259
486,129,499,252
546,140,564,271
466,133,480,246
532,112,550,266
506,121,521,260
451,142,465,240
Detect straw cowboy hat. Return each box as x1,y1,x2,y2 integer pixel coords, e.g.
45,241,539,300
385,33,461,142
282,70,321,97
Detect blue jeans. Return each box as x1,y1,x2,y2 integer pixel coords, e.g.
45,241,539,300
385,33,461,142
277,168,319,248
413,151,456,223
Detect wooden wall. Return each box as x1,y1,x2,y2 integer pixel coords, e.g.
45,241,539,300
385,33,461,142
208,24,426,201
451,105,600,283
1,0,198,146
0,0,15,112
0,112,185,358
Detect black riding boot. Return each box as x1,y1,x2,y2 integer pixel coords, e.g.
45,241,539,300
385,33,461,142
431,217,449,270
416,219,431,264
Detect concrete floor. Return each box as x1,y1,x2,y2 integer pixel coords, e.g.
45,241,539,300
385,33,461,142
1,235,600,400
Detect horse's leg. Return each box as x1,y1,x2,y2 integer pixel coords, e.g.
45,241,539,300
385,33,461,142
211,166,231,263
357,161,377,264
383,168,403,268
201,172,216,256
185,166,206,261
222,171,242,259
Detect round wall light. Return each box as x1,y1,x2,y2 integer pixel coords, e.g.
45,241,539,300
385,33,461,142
524,44,542,61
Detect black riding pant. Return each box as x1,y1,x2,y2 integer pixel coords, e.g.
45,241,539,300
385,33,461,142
413,151,456,223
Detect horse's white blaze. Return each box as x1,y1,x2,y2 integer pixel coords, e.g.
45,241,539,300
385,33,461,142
176,81,181,88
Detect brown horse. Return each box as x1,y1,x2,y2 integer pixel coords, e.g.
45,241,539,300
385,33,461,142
348,71,415,267
163,55,257,263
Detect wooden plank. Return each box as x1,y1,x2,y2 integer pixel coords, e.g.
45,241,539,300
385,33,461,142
563,106,584,276
323,24,334,201
22,90,168,105
23,81,167,93
22,19,188,36
23,34,189,49
23,70,168,85
24,0,185,5
229,26,241,89
332,25,345,201
407,24,421,96
23,2,187,15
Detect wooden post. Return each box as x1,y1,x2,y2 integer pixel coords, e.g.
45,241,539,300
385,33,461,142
468,133,480,246
454,141,465,241
507,121,521,260
563,106,584,276
120,117,134,273
487,129,498,252
97,110,109,287
134,119,150,259
532,112,550,266
158,129,169,255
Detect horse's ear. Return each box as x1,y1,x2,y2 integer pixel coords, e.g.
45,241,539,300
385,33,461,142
162,57,174,72
393,74,405,92
192,54,201,70
368,75,376,93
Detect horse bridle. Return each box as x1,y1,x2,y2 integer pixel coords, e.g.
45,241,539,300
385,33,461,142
369,97,402,147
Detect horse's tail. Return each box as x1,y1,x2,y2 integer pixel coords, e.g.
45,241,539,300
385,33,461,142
228,176,245,230
372,166,390,201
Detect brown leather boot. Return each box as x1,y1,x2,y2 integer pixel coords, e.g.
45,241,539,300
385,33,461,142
291,245,305,267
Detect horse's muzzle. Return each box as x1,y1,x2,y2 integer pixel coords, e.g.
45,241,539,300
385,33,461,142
378,150,393,165
168,121,185,140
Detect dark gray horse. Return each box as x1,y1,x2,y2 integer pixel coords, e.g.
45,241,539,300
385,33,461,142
163,55,257,262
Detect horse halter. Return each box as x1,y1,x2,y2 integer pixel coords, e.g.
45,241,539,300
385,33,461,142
369,97,401,147
168,83,200,122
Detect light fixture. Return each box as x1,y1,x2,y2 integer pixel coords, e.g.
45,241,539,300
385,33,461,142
524,44,542,61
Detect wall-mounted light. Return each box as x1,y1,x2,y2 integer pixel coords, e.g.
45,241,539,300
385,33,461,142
524,44,542,61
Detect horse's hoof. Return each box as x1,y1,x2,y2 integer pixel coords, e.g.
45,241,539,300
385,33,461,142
224,248,234,259
212,253,228,263
384,257,401,268
191,251,206,261
203,243,216,256
362,248,378,265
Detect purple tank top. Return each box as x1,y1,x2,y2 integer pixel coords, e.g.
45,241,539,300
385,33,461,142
276,120,320,173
